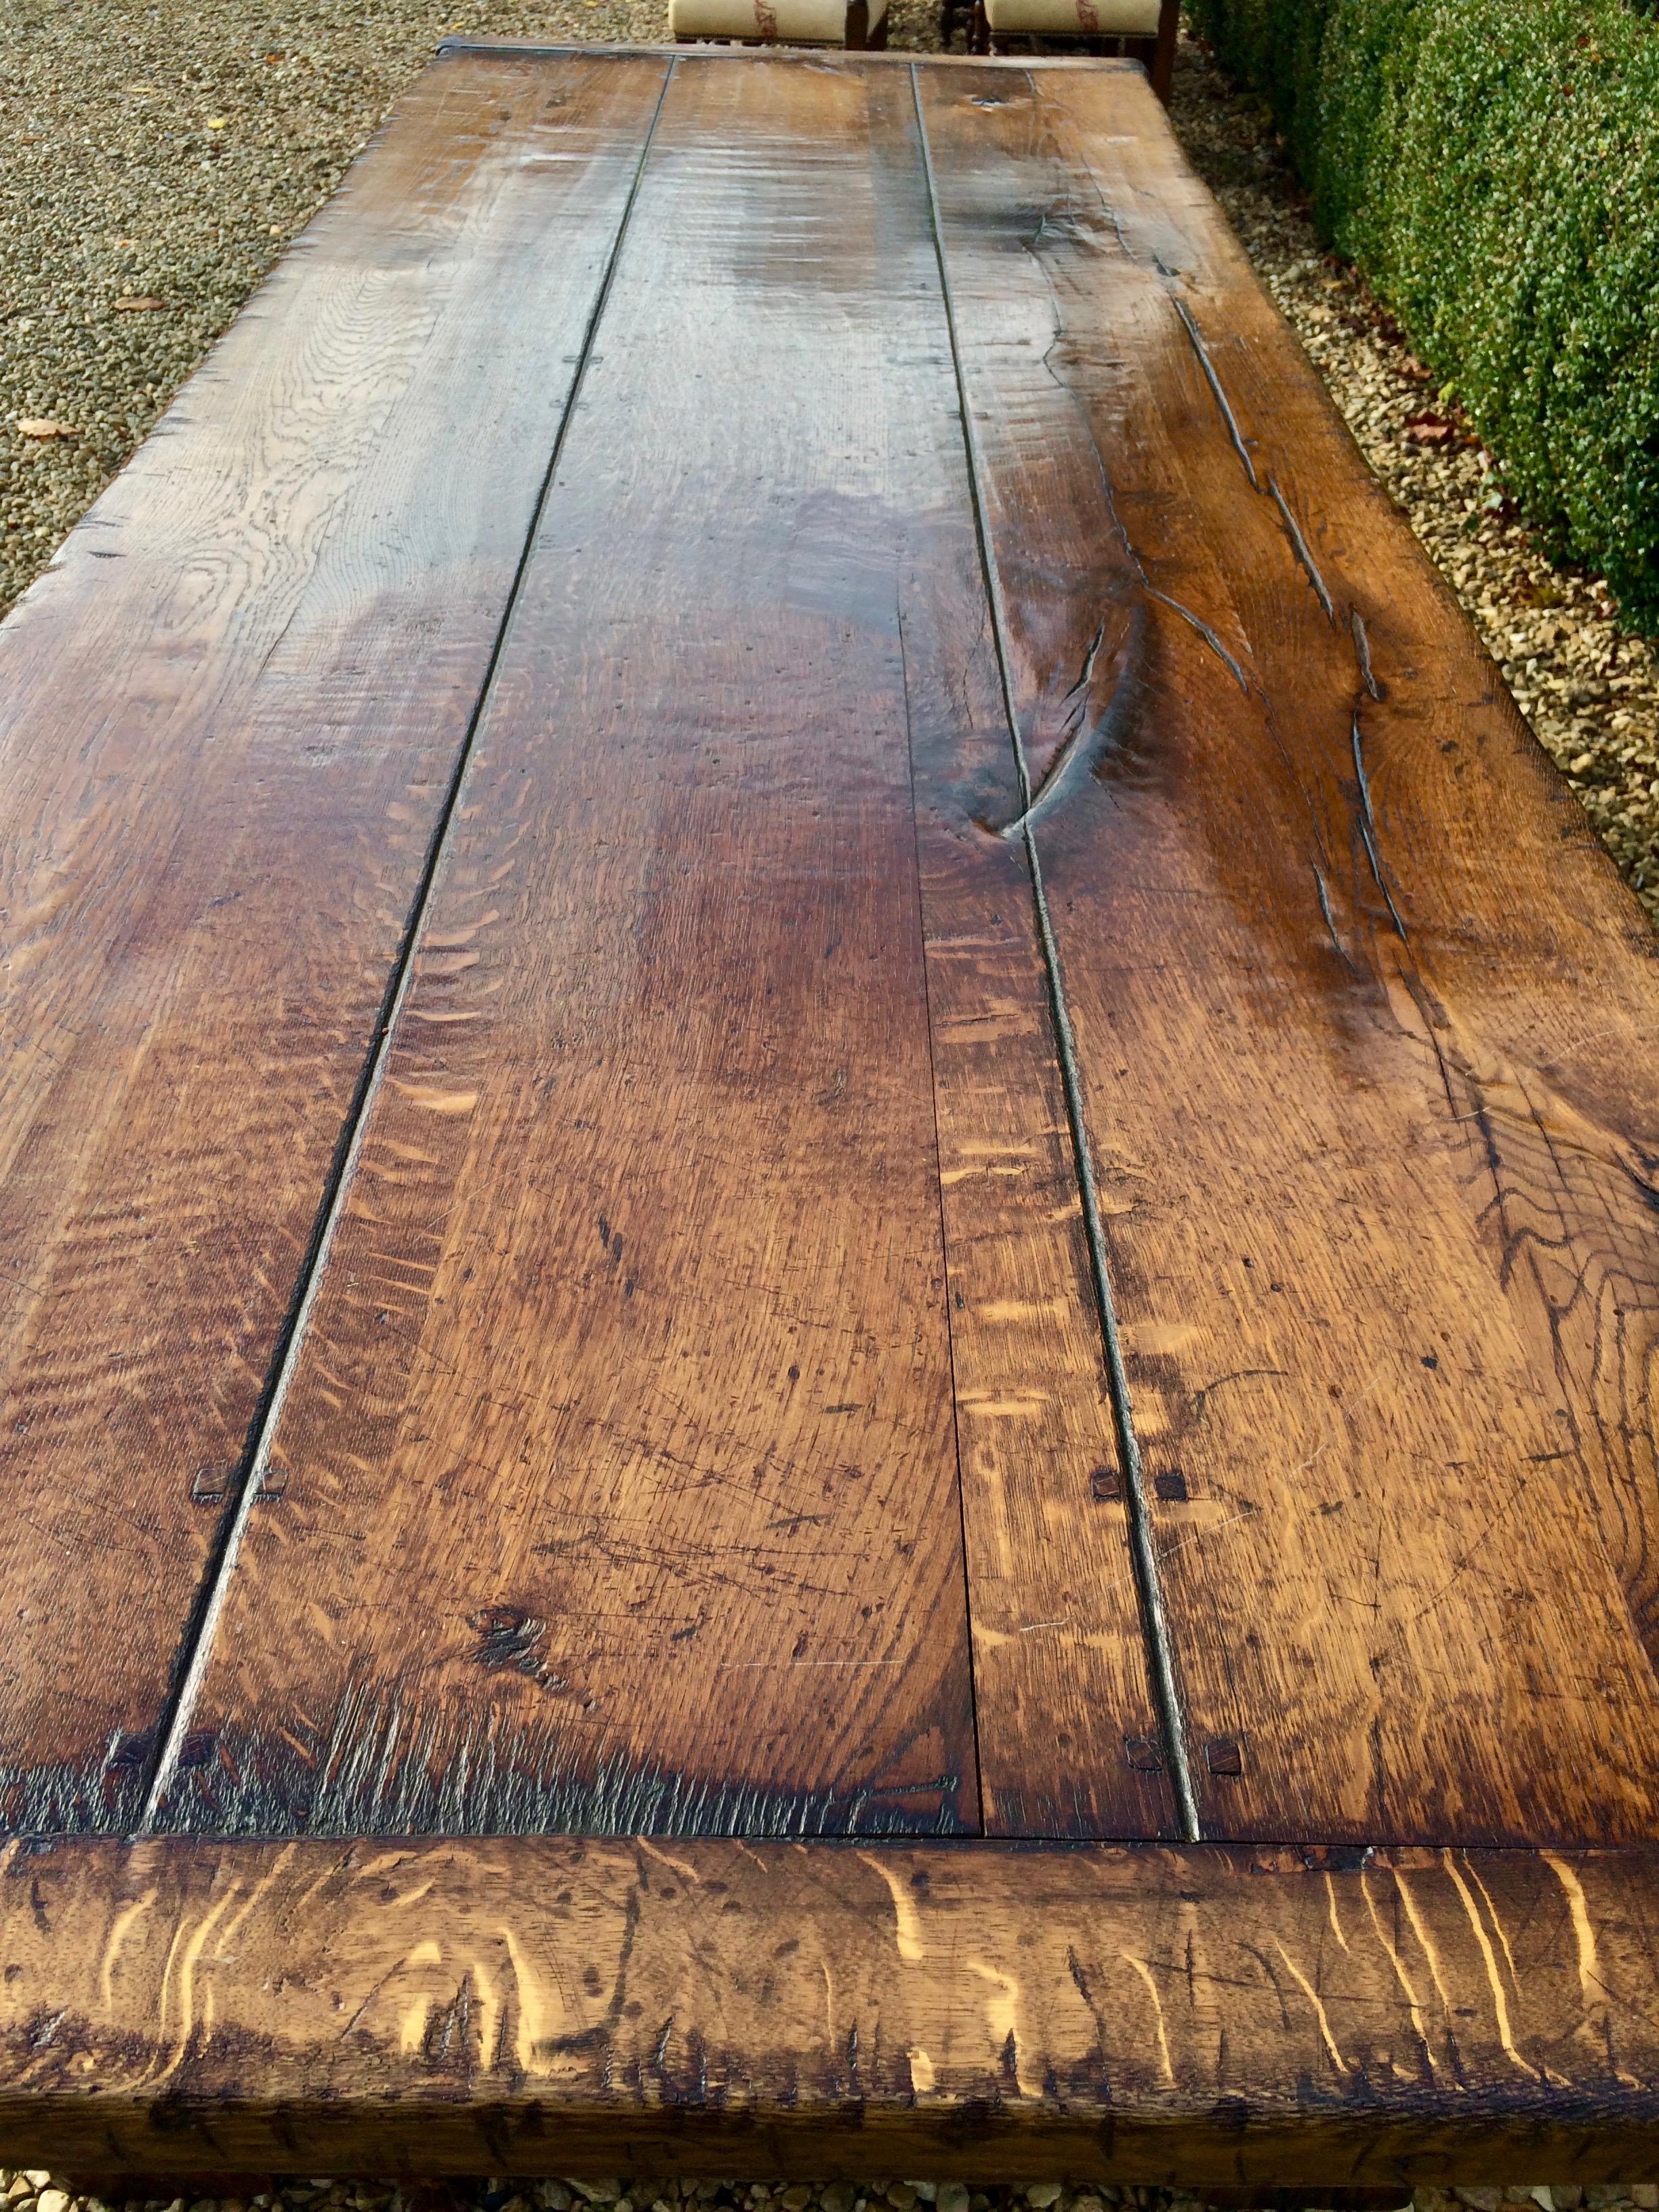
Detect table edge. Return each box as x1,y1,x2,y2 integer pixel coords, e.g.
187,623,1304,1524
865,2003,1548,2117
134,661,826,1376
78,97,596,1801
3,1835,1658,2183
434,37,1144,66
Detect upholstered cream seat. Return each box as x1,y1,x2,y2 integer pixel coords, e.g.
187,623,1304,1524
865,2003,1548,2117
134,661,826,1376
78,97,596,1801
983,0,1156,30
671,0,888,44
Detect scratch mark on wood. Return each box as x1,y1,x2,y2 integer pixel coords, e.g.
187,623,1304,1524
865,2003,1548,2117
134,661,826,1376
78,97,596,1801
1441,1853,1540,2080
1359,1865,1436,2072
1271,1939,1347,2076
1540,1851,1601,2015
98,1885,159,2013
1145,587,1249,693
1268,476,1334,623
1170,295,1258,489
857,1850,926,1964
1351,607,1382,700
1118,1949,1174,2085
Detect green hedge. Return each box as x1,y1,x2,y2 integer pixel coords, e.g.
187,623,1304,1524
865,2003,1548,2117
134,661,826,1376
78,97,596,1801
1187,0,1659,630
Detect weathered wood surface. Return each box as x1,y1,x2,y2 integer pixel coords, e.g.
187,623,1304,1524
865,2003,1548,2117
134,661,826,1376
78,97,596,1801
0,49,672,1835
5,1835,1659,2180
145,52,1177,1844
916,63,1659,1846
0,34,1656,1883
3,35,1659,2182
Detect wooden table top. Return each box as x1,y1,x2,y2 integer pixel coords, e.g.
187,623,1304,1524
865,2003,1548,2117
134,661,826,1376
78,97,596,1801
2,43,1658,2185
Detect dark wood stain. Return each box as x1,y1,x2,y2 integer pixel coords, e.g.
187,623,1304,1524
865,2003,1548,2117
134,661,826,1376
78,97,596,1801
152,57,987,1839
6,1833,1659,2180
917,62,1659,1846
0,51,672,1833
0,49,1658,2173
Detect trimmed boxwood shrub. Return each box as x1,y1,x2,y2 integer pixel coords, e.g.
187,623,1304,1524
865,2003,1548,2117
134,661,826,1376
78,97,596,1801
1187,0,1659,630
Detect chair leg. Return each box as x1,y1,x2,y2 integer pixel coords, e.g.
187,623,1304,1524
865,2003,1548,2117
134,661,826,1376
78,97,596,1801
846,0,869,44
969,0,989,49
1149,0,1178,102
868,9,889,43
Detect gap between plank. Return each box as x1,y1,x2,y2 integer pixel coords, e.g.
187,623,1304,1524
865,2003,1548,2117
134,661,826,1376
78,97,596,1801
136,56,680,1834
909,63,1203,1844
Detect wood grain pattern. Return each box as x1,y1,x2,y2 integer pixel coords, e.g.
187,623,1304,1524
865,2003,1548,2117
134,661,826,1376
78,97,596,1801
912,649,1178,1838
897,73,1179,1838
150,57,1003,1839
861,58,1179,1839
8,42,1659,2177
6,1833,1659,2181
1082,84,1659,1665
149,52,1182,1843
0,50,671,1835
916,63,1659,1845
7,36,1657,1887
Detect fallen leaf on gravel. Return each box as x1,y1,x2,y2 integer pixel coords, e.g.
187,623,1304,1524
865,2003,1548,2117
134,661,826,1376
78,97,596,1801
1404,411,1456,446
205,117,228,129
15,419,75,440
113,295,167,311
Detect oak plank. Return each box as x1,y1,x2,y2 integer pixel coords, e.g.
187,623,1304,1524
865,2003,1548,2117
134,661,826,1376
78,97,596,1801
152,53,1177,1842
0,51,672,1833
918,64,1659,1845
884,68,1178,1837
150,56,996,1838
5,1832,1659,2180
912,666,1179,1837
1077,86,1659,1664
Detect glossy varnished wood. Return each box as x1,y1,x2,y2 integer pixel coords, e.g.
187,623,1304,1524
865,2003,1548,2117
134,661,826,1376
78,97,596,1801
150,57,1003,1838
0,51,671,1833
916,63,1659,1846
5,1834,1659,2181
1081,81,1659,1742
4,37,1659,2180
149,50,1179,1845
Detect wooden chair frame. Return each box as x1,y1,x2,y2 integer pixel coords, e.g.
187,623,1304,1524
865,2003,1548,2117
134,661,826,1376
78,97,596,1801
954,0,1177,102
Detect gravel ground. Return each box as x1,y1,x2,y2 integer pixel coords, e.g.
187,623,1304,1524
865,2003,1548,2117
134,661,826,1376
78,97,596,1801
3,11,1658,2212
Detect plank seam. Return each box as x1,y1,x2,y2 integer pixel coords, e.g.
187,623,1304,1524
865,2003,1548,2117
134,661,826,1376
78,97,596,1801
909,62,1202,1843
134,54,680,1835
